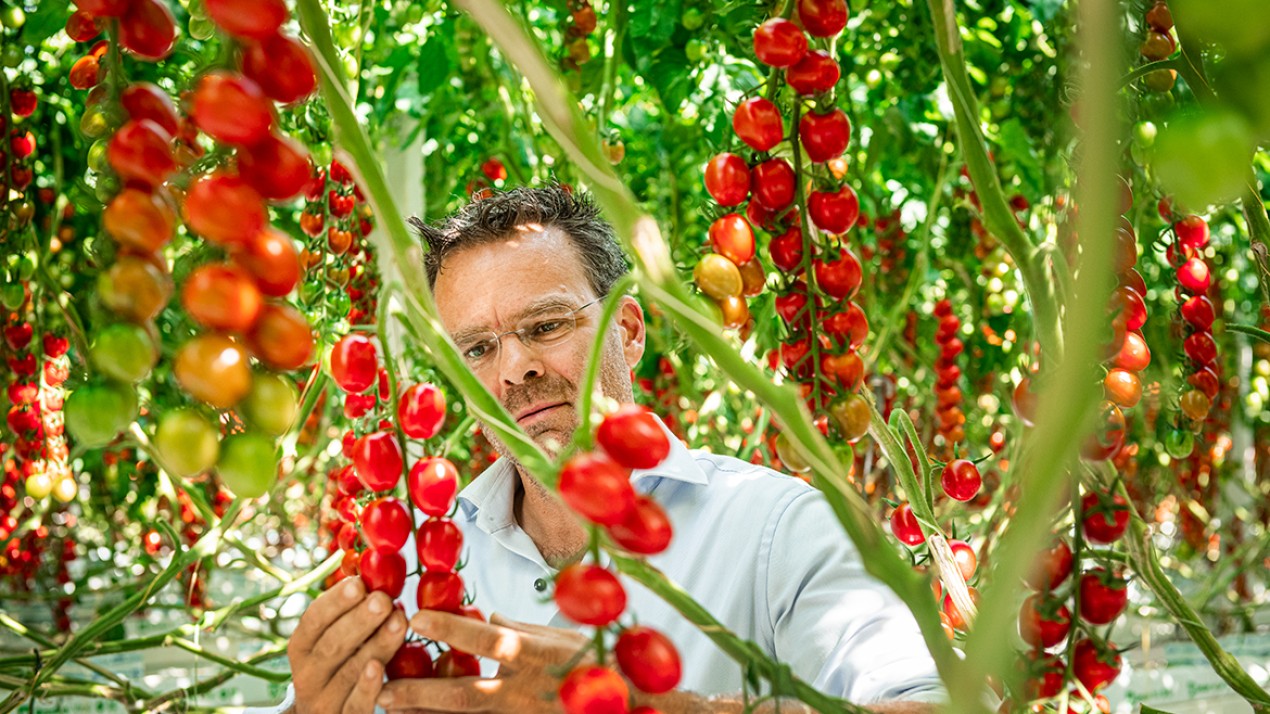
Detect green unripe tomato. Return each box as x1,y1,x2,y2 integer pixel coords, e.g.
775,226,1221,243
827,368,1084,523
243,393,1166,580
0,6,25,29
1164,429,1195,459
217,433,278,499
2,44,23,68
155,409,221,478
241,373,299,436
1,283,25,310
686,39,707,63
87,137,111,171
90,323,158,384
681,7,704,30
188,15,215,40
65,382,138,448
15,253,36,281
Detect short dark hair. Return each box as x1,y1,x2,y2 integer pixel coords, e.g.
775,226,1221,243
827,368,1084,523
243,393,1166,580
409,185,630,298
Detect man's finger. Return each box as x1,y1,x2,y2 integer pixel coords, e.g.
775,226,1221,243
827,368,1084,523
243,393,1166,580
292,577,367,655
488,612,586,642
410,611,565,667
341,658,385,714
309,590,395,678
328,610,408,701
378,676,502,712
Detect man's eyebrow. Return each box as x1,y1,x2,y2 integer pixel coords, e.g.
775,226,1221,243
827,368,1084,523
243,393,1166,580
450,297,580,342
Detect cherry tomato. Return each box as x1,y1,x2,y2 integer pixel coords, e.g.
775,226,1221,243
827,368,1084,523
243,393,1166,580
359,546,406,598
889,502,925,545
107,119,176,189
799,108,850,162
732,97,783,152
1112,331,1151,372
597,404,671,469
751,158,795,210
786,49,839,95
408,456,459,516
191,71,274,146
1102,368,1142,409
246,303,314,370
185,171,268,246
204,0,286,39
434,650,481,678
941,586,979,630
417,518,463,571
66,10,104,41
797,0,849,37
605,494,672,555
1182,331,1217,365
121,82,179,135
353,431,404,492
708,214,756,265
753,18,807,68
948,538,977,580
1078,569,1128,625
362,497,412,551
808,185,859,234
386,641,434,681
417,571,465,613
1176,257,1210,294
694,254,743,300
119,0,176,60
717,295,750,330
1179,294,1215,330
703,153,750,206
330,333,379,393
98,255,172,322
240,372,299,436
236,133,311,202
233,228,301,297
182,263,263,333
217,433,277,498
77,0,130,18
398,382,447,439
559,451,635,525
813,249,862,300
69,55,100,89
103,188,175,254
558,666,629,714
768,226,804,273
1179,389,1211,421
1019,594,1071,648
90,322,157,383
1081,492,1130,544
555,564,626,626
828,393,869,441
1026,540,1073,591
64,382,137,447
241,33,318,104
615,626,681,694
174,333,252,408
737,259,766,297
1072,638,1121,692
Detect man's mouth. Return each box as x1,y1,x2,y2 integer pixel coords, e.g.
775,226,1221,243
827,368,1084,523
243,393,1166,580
515,402,569,423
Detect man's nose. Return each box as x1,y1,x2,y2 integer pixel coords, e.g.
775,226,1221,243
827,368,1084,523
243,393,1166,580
498,334,544,385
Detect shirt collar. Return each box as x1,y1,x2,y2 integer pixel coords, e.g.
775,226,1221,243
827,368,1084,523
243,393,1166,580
454,417,707,520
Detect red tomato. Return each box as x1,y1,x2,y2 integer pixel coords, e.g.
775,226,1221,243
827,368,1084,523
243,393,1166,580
185,171,268,246
799,108,850,162
1027,654,1065,699
605,495,672,555
119,0,176,60
597,404,670,469
398,383,447,439
1103,368,1142,409
204,0,287,39
191,71,274,147
1026,540,1073,591
558,666,629,714
416,571,465,613
434,650,481,678
417,518,463,572
812,249,861,300
1081,401,1126,462
353,431,404,492
181,263,263,332
66,10,103,41
1175,214,1209,248
1179,294,1215,330
1112,331,1151,372
245,303,313,370
386,641,434,680
732,97,783,153
708,214,756,265
822,304,868,351
1072,638,1121,692
408,457,459,517
555,564,626,626
1183,331,1217,365
241,33,318,104
948,539,977,580
107,120,176,189
615,626,681,694
121,82,179,135
174,334,252,408
774,291,809,325
362,497,412,551
753,18,807,68
76,0,129,16
785,50,840,95
69,54,101,89
104,188,175,253
9,88,36,117
1109,286,1147,331
941,459,982,502
889,503,925,546
330,333,379,393
808,185,859,234
237,133,311,201
768,226,804,273
1081,492,1130,544
1018,594,1071,648
703,153,750,206
233,228,300,297
751,158,795,210
559,451,635,526
797,0,849,37
941,586,979,630
359,547,406,599
1079,569,1128,625
1176,257,1210,294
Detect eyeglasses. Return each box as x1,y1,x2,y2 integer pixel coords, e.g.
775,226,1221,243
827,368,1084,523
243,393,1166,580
455,298,602,373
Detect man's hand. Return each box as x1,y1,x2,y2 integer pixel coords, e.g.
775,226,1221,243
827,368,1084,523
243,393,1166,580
288,576,408,714
376,611,590,712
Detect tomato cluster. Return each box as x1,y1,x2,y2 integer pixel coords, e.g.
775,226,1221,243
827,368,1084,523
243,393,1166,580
552,404,681,714
299,159,380,326
1163,211,1220,429
931,300,966,456
558,0,598,78
1137,1,1177,93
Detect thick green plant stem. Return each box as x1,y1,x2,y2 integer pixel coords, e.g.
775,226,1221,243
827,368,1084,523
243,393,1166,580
1228,324,1270,344
922,0,1063,362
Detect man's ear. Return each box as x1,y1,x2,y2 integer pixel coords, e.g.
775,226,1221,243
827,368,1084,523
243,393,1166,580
615,296,646,368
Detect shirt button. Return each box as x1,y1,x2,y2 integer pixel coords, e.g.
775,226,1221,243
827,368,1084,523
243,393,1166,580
534,578,548,592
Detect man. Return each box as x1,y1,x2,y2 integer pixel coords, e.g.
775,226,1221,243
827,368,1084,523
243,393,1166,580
268,186,944,714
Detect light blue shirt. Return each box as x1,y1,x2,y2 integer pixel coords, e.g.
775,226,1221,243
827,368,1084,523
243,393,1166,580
253,434,944,711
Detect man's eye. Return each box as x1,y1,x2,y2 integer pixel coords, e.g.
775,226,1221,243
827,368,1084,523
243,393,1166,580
463,343,491,360
530,319,568,338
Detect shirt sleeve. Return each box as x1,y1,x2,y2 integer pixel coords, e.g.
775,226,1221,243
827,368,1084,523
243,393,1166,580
241,682,294,713
763,489,946,704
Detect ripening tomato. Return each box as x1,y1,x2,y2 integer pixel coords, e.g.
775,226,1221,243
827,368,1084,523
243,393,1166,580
241,33,318,104
732,97,783,152
330,333,378,393
107,119,176,189
785,49,839,95
941,586,979,630
182,263,264,333
948,538,977,580
217,433,278,498
361,497,412,551
1072,639,1121,692
104,188,175,252
359,546,407,598
399,383,447,439
417,571,465,613
808,185,859,234
737,259,766,297
69,55,100,89
703,153,750,206
236,133,311,202
708,214,756,266
1081,401,1125,461
559,451,636,525
1018,594,1071,649
889,502,924,545
119,0,176,60
409,457,459,516
1179,389,1211,420
694,254,743,301
386,642,434,681
753,18,807,68
185,171,268,246
597,404,671,469
245,303,314,370
751,158,795,210
191,71,274,146
240,372,299,436
797,0,849,36
1188,366,1220,400
121,82,180,135
174,334,253,408
606,494,672,555
98,255,172,322
1026,540,1073,591
353,431,404,492
1102,368,1142,409
233,228,301,297
204,0,286,39
417,518,463,572
1081,492,1130,544
615,626,681,694
768,226,804,272
799,108,849,163
1112,331,1151,372
1079,569,1128,625
827,392,869,441
555,564,626,626
822,349,863,389
717,295,750,330
559,666,629,714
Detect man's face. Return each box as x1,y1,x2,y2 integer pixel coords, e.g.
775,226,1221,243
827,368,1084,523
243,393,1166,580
433,225,644,460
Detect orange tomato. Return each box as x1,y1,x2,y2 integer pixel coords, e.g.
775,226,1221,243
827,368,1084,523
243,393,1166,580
246,303,314,371
182,263,263,332
233,228,300,297
104,188,175,252
99,255,172,322
175,333,252,408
